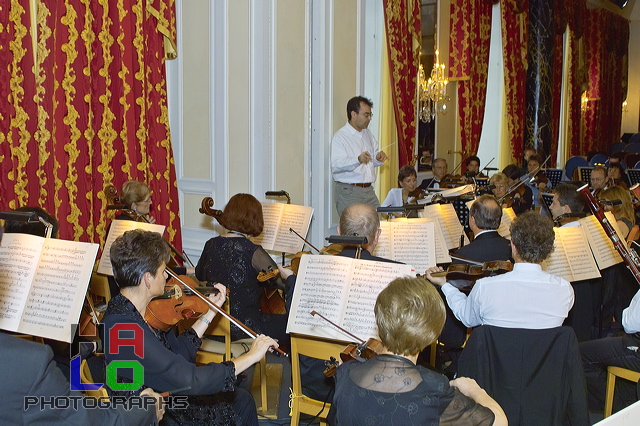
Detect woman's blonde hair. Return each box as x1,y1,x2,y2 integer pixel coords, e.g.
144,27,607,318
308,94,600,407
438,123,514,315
602,185,635,226
375,277,445,356
120,181,151,208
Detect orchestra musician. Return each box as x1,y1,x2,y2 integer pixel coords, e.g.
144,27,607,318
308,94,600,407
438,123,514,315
590,166,608,198
526,154,548,207
0,226,165,425
103,229,277,425
550,183,602,342
380,165,420,208
519,147,538,176
491,169,532,215
465,155,486,178
607,163,630,189
195,193,295,345
117,180,156,223
328,277,507,426
601,185,635,239
418,158,448,190
425,212,574,331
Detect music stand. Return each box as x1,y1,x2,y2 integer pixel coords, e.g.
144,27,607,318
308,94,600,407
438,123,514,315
265,190,291,265
627,169,640,186
0,211,54,238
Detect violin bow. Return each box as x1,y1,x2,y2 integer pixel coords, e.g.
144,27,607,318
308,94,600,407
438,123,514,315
310,311,365,344
289,228,321,254
164,269,287,357
477,157,495,177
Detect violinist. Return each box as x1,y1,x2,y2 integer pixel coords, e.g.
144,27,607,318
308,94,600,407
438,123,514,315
425,212,574,330
526,154,548,207
103,229,277,425
380,165,420,217
465,155,486,178
329,277,507,426
549,182,586,227
418,158,448,190
195,193,295,345
589,166,607,198
500,165,534,215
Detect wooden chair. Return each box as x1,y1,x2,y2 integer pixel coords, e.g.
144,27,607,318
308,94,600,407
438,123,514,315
89,271,111,304
80,358,109,400
290,334,349,426
604,366,640,417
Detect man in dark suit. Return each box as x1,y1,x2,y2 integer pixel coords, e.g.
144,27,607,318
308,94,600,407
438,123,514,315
419,158,448,190
436,195,511,373
454,195,512,263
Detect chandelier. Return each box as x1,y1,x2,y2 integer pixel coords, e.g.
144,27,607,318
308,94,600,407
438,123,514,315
418,50,449,123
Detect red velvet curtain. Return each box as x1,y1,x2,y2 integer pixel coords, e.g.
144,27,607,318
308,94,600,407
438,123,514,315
500,0,528,163
450,0,493,162
0,0,181,250
383,0,421,167
583,8,629,153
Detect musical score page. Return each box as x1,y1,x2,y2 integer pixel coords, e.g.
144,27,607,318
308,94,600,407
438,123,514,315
421,204,468,249
287,255,413,340
497,208,517,239
580,213,623,269
542,226,600,281
0,233,98,342
372,218,435,271
98,220,166,276
252,203,314,254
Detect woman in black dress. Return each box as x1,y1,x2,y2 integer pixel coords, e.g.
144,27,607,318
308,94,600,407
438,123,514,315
103,229,278,425
196,193,294,344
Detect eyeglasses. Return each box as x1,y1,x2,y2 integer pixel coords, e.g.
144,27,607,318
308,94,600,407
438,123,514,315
360,112,373,118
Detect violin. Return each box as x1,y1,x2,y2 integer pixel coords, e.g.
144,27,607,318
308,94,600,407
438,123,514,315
429,256,513,291
145,275,212,331
288,228,344,274
163,270,287,356
257,268,287,315
439,174,468,189
310,311,383,377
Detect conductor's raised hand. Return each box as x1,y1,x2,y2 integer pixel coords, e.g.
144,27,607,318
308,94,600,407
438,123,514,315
376,151,388,162
358,151,373,164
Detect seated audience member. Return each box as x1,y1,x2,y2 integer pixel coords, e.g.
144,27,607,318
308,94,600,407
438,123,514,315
3,206,59,238
607,163,630,188
590,166,608,198
103,229,277,425
380,165,419,211
117,180,156,223
195,193,295,344
419,158,448,190
329,277,507,426
425,212,574,329
581,286,640,413
0,226,163,425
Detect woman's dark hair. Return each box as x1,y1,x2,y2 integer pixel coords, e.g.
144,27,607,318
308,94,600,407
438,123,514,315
221,193,264,237
465,155,480,167
397,165,417,184
110,229,170,289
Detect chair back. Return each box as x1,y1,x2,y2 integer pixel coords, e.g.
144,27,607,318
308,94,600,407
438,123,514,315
565,156,588,180
590,153,609,167
610,141,627,154
626,143,640,153
80,357,109,400
290,334,349,426
458,325,589,425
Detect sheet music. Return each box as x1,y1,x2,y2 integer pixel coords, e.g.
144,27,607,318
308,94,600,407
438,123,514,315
0,233,98,343
21,239,99,342
98,220,166,276
272,205,314,253
0,234,44,330
421,204,468,249
372,218,435,271
497,208,517,239
580,213,623,270
252,203,314,254
287,255,413,340
251,203,283,250
542,226,600,281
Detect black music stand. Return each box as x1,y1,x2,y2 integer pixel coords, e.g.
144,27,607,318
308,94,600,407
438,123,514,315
543,169,563,188
627,169,640,186
0,211,54,238
577,167,594,184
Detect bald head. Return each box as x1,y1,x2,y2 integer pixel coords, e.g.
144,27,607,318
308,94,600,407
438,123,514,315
469,195,502,231
338,204,380,248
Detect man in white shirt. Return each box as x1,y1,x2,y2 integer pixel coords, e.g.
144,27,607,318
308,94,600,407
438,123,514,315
425,212,574,330
331,96,387,216
581,289,640,412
